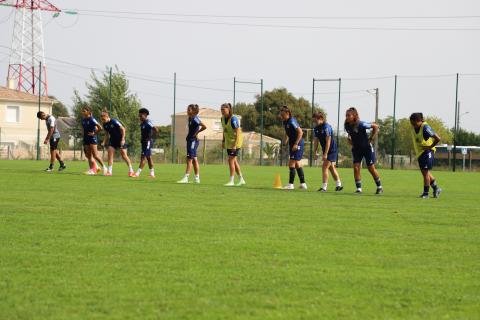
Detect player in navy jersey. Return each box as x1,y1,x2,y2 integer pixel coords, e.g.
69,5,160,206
36,111,66,172
344,107,383,194
133,108,158,178
280,106,307,190
81,106,107,175
221,103,246,186
177,104,206,184
410,113,442,198
100,111,134,177
312,112,343,192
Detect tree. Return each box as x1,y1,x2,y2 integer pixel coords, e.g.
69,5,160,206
49,96,69,117
376,115,453,156
455,128,480,146
72,66,142,155
236,88,325,141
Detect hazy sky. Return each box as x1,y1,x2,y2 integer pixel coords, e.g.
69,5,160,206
1,0,478,133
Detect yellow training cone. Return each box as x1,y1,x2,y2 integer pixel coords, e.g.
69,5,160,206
273,173,283,189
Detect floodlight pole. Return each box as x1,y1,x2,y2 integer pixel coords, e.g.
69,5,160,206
108,67,112,113
233,78,264,165
453,73,459,172
391,75,397,170
172,72,176,164
36,61,42,160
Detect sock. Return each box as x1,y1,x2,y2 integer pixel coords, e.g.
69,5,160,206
336,179,342,187
108,166,112,173
195,174,199,179
128,165,133,172
355,180,362,189
374,178,382,188
150,168,155,175
238,174,243,181
229,176,234,183
423,186,429,194
296,167,305,184
136,168,142,176
289,167,296,184
184,173,190,178
430,179,438,191
49,163,54,169
322,183,328,190
59,160,64,166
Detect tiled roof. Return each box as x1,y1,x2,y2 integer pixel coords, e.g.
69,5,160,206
0,86,54,104
175,107,222,118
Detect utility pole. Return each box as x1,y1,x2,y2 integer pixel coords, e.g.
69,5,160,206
374,88,379,155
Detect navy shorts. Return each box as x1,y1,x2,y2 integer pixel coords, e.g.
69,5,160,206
109,139,127,150
325,150,337,163
49,137,60,150
83,136,98,146
289,142,304,161
141,140,152,157
352,144,376,166
227,148,240,157
186,139,200,158
418,150,434,170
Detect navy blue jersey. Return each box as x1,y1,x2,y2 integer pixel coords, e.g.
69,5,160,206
186,115,201,141
415,124,436,141
283,117,303,145
82,116,99,140
103,118,123,142
314,123,337,154
140,119,154,142
345,121,372,149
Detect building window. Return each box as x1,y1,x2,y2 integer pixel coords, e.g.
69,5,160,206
6,106,19,123
213,121,222,131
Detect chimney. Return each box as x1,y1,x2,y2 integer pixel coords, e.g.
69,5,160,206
7,79,15,90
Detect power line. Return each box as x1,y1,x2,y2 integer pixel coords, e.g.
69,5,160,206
69,9,480,21
75,13,480,31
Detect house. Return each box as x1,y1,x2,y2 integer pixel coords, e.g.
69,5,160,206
0,86,54,158
173,108,281,158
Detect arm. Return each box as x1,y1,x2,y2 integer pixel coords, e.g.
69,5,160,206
347,135,353,146
369,122,379,143
88,123,102,136
44,127,55,144
120,125,126,145
323,136,331,160
102,131,109,147
222,133,225,149
292,127,303,151
195,122,207,138
424,133,441,150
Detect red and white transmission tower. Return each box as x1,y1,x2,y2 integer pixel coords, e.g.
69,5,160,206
1,0,60,96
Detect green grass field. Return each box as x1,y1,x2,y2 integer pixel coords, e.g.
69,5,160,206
0,160,479,319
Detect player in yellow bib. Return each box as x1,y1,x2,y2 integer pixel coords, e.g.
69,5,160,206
221,103,246,186
409,113,442,198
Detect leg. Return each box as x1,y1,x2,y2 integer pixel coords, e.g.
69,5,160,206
295,161,306,185
146,156,154,169
107,147,115,167
49,149,55,167
421,169,430,196
192,158,199,176
322,160,330,184
186,158,193,175
119,148,133,169
139,155,146,170
353,162,362,191
367,164,383,192
90,145,105,168
234,158,242,177
84,146,93,170
288,159,296,185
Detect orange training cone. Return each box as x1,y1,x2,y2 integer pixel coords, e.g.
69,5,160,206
273,173,283,189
